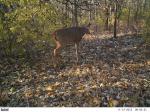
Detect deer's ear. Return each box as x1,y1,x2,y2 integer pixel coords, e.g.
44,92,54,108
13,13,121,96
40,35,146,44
87,23,91,28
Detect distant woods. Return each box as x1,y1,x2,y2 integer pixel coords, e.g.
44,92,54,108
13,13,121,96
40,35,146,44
0,0,150,57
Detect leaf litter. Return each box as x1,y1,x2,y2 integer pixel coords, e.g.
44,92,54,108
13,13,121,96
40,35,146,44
0,35,150,107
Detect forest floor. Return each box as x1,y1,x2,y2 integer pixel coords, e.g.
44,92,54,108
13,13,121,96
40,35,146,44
0,34,150,107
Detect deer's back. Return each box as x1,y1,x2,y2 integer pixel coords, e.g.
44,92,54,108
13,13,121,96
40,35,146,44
55,27,86,45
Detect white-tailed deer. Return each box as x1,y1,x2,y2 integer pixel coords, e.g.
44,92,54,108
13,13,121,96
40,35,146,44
52,23,93,64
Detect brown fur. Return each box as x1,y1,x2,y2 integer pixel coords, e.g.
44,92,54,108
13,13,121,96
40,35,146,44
51,26,91,64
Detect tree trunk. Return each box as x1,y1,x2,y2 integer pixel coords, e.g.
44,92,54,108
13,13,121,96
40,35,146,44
89,6,92,22
105,7,109,30
134,0,139,25
127,7,131,28
114,16,117,38
104,0,109,30
114,2,117,38
65,0,69,19
73,0,78,26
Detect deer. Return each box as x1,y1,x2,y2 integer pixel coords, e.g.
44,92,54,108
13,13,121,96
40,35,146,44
51,23,93,65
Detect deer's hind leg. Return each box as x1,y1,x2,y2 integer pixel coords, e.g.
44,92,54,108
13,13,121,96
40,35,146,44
54,41,61,57
53,41,61,67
